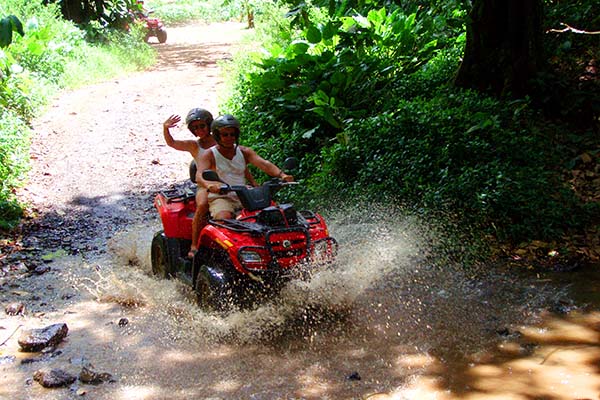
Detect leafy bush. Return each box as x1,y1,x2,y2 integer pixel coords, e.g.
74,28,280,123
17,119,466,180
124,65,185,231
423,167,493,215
9,17,85,85
221,1,596,247
224,6,448,161
0,111,30,230
311,89,589,242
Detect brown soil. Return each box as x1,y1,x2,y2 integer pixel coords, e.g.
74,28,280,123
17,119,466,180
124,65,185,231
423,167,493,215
17,21,249,255
1,21,600,400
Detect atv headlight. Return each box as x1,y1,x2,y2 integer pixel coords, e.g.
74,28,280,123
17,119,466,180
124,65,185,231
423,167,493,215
239,250,263,263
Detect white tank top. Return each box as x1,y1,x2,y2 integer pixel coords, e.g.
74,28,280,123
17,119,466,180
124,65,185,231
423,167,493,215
209,146,246,201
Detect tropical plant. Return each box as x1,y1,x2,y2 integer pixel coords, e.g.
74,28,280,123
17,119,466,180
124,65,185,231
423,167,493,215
0,15,24,47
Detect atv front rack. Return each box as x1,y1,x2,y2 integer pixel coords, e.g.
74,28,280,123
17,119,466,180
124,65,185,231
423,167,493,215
237,226,311,271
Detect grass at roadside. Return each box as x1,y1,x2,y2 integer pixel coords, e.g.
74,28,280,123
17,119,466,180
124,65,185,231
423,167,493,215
61,27,156,88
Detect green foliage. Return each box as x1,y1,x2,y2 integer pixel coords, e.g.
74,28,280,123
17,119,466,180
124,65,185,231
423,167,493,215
101,0,138,28
0,55,45,120
313,90,589,242
10,17,85,85
146,0,238,24
224,6,448,159
222,0,597,246
0,111,30,230
40,0,138,28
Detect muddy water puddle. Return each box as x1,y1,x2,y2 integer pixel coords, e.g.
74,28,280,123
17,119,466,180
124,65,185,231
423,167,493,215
1,213,600,400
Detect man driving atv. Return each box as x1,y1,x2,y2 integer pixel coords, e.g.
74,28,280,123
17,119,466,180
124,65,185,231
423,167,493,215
197,114,294,220
162,108,256,258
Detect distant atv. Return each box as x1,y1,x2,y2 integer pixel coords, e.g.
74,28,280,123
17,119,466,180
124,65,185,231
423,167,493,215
129,6,167,44
142,12,167,44
151,158,337,311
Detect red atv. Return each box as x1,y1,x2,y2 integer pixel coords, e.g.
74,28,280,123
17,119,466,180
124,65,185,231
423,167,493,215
129,7,167,44
151,158,337,311
142,13,167,44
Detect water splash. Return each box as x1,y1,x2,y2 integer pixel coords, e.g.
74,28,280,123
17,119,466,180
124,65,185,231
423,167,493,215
66,204,559,355
5,206,584,400
75,207,433,344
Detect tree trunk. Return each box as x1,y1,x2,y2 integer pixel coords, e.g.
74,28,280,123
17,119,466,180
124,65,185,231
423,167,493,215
56,0,104,23
60,0,85,23
455,0,544,98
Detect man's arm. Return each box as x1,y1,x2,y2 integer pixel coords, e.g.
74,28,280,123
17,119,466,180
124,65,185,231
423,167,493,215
244,167,258,187
163,114,197,155
196,151,222,193
241,146,293,181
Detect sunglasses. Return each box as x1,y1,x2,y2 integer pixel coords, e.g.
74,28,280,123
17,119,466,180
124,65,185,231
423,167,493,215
190,123,208,131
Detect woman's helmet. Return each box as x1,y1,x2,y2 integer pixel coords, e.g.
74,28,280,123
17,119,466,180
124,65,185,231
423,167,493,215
211,114,240,143
185,108,213,131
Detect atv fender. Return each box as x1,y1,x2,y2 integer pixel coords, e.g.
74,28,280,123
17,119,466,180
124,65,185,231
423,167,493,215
199,225,248,274
165,236,185,269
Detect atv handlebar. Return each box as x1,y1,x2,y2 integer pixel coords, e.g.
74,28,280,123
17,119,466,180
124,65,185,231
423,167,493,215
206,177,298,212
211,178,297,195
202,166,299,211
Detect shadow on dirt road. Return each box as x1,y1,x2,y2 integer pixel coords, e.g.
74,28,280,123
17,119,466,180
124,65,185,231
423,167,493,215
2,22,249,264
2,20,600,400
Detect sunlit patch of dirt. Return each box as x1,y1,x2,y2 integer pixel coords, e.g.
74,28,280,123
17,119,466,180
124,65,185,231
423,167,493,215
2,19,600,400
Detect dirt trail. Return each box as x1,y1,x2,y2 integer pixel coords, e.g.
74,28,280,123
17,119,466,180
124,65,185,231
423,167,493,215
21,21,249,247
2,20,600,400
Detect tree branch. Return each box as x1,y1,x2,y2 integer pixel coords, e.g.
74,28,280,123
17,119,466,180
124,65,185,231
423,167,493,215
547,23,600,35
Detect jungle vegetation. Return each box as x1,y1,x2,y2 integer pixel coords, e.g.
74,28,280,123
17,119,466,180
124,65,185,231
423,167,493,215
221,0,599,262
1,0,598,263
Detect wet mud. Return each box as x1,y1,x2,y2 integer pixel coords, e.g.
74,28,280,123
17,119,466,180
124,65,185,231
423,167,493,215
1,21,600,400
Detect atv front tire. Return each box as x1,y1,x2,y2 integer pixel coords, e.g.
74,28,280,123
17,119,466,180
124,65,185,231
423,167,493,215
151,231,170,278
194,270,218,310
157,29,167,43
194,250,235,312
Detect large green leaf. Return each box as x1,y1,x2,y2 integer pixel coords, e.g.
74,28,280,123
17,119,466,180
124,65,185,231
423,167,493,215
290,40,309,55
0,19,12,48
306,24,322,44
0,15,25,48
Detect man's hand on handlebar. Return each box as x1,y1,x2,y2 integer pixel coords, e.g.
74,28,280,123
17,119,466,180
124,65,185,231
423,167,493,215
279,173,294,182
207,183,225,194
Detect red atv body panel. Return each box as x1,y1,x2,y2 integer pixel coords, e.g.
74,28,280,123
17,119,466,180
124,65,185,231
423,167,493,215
154,190,195,239
154,188,336,276
146,18,162,29
198,207,334,275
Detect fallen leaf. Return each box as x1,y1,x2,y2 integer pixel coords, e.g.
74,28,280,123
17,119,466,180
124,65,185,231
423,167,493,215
580,152,593,163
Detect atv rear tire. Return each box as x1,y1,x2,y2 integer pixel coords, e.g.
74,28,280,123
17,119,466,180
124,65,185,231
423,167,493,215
151,231,170,278
157,29,167,43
